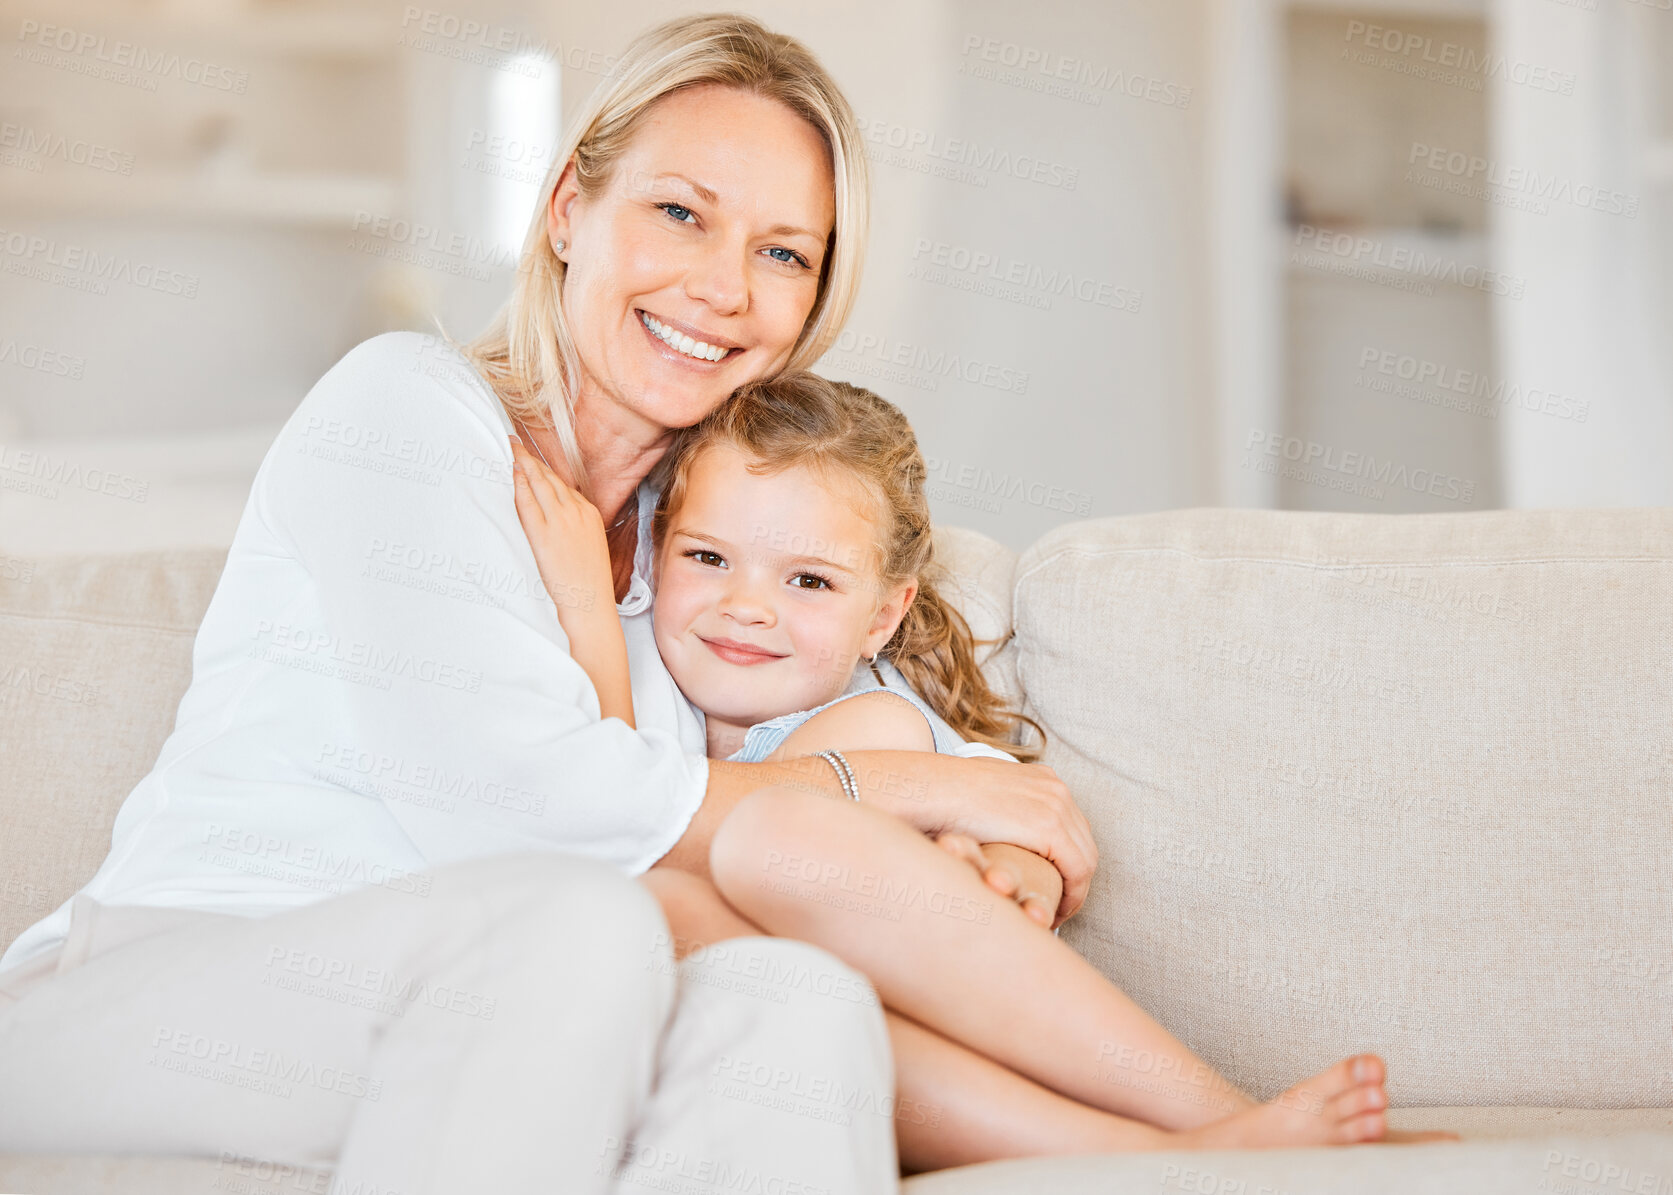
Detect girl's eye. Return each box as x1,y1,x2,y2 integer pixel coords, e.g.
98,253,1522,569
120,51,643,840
684,548,725,567
765,246,810,269
659,202,696,225
791,572,833,591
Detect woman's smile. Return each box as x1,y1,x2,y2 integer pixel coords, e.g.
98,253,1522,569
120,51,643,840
636,309,743,365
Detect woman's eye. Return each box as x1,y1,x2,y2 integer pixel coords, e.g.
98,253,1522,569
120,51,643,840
791,572,832,591
765,246,810,268
659,202,696,225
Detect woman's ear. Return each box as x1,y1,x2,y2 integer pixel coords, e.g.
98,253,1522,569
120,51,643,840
548,162,580,260
862,577,918,658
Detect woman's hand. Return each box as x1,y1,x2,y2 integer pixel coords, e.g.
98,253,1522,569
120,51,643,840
933,833,1064,929
509,435,612,620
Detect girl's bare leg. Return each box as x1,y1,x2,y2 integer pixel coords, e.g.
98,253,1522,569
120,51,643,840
705,788,1432,1146
639,866,1414,1168
640,867,1174,1169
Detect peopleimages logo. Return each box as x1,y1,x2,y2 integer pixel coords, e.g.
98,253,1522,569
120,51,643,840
0,121,135,174
1343,19,1576,95
829,329,1030,396
1245,430,1475,503
0,441,149,502
1407,142,1639,217
0,338,85,380
396,7,617,76
0,228,200,298
958,35,1193,110
348,212,520,279
1356,346,1588,422
908,238,1142,313
854,116,1079,191
14,18,250,93
1291,225,1525,298
924,456,1092,516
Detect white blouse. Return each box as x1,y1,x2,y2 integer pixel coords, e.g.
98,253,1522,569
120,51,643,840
0,332,709,974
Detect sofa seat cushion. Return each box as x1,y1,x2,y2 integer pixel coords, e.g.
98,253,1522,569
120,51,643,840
5,1111,1667,1194
1013,508,1673,1109
0,1152,332,1194
900,1124,1673,1194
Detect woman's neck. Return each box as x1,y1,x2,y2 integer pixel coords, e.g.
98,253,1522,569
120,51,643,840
519,383,674,525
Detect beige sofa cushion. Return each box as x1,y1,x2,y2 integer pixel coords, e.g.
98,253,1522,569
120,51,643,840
0,549,229,956
0,1152,334,1195
901,1126,1673,1194
1016,508,1673,1110
0,531,1015,960
926,525,1022,715
4,1110,1668,1194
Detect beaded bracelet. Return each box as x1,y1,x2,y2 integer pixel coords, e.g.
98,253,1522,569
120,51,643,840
813,749,860,802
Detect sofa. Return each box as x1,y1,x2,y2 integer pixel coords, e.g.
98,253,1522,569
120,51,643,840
2,506,1669,1194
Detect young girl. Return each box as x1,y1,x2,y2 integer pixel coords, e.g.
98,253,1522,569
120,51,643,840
509,372,1454,1168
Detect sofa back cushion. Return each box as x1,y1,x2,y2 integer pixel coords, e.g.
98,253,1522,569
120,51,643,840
925,525,1021,708
1017,508,1673,1109
0,530,1017,960
0,549,229,955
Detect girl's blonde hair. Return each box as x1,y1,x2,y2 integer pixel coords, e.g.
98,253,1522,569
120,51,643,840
651,372,1046,762
447,12,869,495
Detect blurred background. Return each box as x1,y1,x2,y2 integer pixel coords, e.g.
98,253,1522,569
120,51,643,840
0,0,1668,555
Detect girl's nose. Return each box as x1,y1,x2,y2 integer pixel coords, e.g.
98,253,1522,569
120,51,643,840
718,574,774,625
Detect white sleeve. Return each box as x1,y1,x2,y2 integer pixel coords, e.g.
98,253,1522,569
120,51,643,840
249,332,707,874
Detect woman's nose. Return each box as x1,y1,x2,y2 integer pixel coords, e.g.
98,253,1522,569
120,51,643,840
685,238,748,316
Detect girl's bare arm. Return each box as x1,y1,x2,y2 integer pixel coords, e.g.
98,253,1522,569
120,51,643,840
558,602,635,728
656,745,1095,918
510,435,634,726
770,691,1068,925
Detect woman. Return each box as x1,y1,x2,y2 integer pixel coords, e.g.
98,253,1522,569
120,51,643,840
0,14,935,1195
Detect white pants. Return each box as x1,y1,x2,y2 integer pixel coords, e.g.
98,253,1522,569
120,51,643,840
0,853,900,1194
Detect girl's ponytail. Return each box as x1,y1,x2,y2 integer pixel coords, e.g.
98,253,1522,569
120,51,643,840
889,570,1045,762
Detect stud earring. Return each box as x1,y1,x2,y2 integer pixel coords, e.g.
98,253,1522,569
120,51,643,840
554,239,566,254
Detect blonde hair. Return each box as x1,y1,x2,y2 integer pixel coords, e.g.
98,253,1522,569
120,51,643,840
650,373,1046,762
445,12,868,495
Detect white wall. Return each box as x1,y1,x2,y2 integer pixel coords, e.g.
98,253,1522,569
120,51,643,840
1490,0,1673,508
2,0,1665,559
539,0,1217,550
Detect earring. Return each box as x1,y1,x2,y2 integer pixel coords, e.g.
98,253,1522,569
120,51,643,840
553,239,567,254
867,652,886,686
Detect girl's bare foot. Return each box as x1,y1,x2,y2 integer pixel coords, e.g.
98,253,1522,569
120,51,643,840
1175,1054,1433,1150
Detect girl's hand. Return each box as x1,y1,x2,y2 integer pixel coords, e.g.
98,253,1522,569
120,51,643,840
509,435,611,619
933,832,1058,929
910,754,1096,922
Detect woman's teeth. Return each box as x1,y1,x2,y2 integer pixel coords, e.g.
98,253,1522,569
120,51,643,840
640,311,730,362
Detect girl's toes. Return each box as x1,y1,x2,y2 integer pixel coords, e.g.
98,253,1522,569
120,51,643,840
1350,1052,1386,1086
1288,1053,1376,1108
1328,1081,1387,1123
1340,1108,1387,1143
